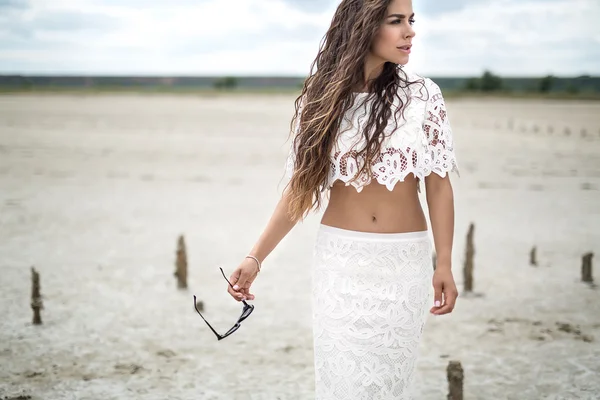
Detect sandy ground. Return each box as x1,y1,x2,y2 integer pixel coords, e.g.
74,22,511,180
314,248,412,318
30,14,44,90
0,93,599,400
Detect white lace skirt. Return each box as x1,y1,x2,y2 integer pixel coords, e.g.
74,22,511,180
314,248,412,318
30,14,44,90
312,224,433,400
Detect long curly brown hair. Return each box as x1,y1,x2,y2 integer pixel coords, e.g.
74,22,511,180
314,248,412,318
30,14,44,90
284,0,426,223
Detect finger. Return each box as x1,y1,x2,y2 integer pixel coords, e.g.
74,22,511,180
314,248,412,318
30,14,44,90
241,279,254,293
244,288,255,300
237,282,254,299
430,282,443,313
227,271,245,300
233,272,252,298
227,281,240,298
434,290,457,315
227,286,244,301
230,271,241,291
233,273,252,293
433,304,453,315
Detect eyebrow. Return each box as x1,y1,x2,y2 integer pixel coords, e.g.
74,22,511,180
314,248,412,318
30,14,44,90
387,13,415,19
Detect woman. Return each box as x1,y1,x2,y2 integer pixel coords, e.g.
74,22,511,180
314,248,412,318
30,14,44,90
227,0,459,398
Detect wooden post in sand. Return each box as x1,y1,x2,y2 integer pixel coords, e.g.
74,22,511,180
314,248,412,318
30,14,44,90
174,235,188,289
581,252,594,283
529,246,538,266
31,267,43,325
447,360,464,400
463,224,475,292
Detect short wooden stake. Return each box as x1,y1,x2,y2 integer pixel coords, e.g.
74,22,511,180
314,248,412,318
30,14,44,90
582,252,594,283
31,267,43,325
530,246,538,266
174,235,188,289
463,223,475,292
447,360,464,400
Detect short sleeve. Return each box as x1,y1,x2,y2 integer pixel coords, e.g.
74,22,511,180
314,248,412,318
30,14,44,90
285,141,296,180
423,79,460,177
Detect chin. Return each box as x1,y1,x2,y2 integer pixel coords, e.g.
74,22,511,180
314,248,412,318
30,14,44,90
387,55,409,65
398,56,410,64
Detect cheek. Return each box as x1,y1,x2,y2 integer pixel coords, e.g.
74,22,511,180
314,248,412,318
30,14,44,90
373,27,397,53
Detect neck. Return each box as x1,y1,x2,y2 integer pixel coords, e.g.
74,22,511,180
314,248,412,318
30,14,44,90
359,54,386,92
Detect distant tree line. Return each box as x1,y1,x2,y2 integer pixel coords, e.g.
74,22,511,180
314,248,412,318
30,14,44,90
213,76,238,90
464,70,503,92
0,73,598,95
460,70,592,94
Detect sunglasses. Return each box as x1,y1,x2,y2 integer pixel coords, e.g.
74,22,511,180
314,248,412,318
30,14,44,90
193,267,255,341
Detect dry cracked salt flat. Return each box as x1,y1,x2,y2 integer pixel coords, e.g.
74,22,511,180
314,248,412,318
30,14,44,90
0,93,599,400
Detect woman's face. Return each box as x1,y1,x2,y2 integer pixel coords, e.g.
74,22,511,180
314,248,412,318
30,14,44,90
370,0,416,66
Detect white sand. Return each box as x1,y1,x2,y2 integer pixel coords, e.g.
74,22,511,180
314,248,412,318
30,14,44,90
0,93,599,400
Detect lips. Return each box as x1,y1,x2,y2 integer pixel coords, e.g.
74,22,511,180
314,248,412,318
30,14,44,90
397,45,412,54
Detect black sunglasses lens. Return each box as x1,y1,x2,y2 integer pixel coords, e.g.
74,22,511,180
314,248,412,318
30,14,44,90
239,305,254,322
222,323,241,338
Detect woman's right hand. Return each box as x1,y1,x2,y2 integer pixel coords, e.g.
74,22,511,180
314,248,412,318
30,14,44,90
227,257,260,302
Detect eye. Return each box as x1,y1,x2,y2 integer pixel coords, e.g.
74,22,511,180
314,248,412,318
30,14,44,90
391,19,402,24
409,18,416,25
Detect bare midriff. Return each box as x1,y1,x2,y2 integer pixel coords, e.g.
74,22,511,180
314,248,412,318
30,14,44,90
320,175,428,234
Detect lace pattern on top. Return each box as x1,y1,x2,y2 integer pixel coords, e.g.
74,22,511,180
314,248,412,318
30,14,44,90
285,72,459,192
312,227,433,399
422,86,460,179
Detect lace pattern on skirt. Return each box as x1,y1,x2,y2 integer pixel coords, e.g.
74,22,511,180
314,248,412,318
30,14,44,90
312,225,433,400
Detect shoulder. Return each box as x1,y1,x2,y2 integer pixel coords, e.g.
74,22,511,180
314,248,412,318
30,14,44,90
396,66,430,85
397,66,443,100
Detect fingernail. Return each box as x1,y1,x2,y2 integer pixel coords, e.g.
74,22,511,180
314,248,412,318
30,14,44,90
435,301,441,307
233,285,239,290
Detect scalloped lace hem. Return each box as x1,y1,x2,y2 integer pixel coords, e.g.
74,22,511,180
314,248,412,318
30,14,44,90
327,160,459,193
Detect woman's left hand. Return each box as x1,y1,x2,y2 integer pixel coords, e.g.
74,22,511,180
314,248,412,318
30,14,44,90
430,267,458,315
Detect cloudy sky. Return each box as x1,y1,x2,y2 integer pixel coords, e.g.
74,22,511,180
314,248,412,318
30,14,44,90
0,0,598,77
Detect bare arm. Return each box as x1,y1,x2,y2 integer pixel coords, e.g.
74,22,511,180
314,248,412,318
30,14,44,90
425,173,458,315
248,187,298,263
227,187,298,301
425,174,455,268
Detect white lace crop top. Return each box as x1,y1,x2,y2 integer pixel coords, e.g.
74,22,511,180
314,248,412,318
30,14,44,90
285,70,459,192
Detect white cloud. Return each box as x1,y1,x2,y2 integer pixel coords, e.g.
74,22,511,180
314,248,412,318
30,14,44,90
0,0,597,76
412,0,600,76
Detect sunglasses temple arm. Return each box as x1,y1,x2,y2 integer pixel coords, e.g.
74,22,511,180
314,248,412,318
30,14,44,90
220,267,237,290
193,296,223,339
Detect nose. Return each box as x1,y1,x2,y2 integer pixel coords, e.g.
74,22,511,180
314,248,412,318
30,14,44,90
406,25,416,39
